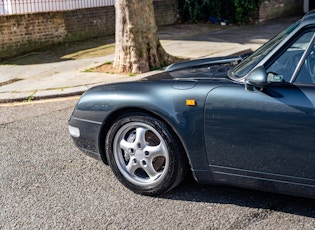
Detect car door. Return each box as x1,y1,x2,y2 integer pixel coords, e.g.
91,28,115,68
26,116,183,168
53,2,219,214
204,30,315,197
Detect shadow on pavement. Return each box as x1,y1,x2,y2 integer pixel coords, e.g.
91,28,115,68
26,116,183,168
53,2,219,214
161,174,315,219
1,37,115,65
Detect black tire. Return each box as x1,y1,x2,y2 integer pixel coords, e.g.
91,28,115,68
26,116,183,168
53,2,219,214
105,112,188,196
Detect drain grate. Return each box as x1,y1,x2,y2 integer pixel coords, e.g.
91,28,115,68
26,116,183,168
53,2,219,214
0,78,22,87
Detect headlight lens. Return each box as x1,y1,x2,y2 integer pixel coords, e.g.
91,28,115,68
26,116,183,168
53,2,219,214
68,125,80,138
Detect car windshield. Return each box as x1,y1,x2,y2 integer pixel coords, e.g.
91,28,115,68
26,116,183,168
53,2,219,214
230,20,300,78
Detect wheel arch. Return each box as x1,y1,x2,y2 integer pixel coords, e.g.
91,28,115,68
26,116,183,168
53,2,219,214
98,107,192,171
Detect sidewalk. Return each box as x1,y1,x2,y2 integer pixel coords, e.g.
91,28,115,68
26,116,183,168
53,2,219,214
0,16,299,103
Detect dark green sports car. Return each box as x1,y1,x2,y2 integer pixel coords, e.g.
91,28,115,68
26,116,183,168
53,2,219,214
69,12,315,198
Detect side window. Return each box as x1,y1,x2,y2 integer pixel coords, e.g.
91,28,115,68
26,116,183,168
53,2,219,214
295,42,315,84
266,31,314,82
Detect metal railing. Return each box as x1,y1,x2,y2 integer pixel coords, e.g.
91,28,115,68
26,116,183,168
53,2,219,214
0,0,115,15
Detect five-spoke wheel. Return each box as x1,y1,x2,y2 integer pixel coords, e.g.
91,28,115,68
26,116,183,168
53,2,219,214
105,112,187,196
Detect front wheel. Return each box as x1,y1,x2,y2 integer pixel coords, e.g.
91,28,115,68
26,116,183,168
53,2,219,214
105,112,187,196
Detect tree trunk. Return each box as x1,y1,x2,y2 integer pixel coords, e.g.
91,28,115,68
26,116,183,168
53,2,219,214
113,0,175,74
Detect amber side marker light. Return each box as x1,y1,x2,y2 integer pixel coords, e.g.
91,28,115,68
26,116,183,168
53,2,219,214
186,99,197,106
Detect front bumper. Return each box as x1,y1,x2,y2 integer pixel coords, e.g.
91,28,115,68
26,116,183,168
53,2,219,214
68,116,103,161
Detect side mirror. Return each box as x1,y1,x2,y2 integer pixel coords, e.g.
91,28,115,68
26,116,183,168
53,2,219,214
245,66,267,90
245,66,285,91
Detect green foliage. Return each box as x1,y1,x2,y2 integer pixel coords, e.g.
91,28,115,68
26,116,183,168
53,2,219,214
179,0,262,24
234,0,261,24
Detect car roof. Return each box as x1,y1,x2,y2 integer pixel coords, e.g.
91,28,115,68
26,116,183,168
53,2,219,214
302,10,315,24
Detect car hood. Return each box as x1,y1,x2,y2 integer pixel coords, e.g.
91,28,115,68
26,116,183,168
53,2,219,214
80,55,246,101
142,55,244,82
76,56,245,111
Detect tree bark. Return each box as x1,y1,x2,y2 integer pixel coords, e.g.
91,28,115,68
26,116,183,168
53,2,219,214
113,0,175,74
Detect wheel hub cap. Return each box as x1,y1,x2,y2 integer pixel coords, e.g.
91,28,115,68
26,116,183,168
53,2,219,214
113,122,170,187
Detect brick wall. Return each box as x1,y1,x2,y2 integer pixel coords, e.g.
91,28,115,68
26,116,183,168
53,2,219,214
258,0,303,22
0,13,66,58
0,0,178,59
62,6,115,42
154,0,178,26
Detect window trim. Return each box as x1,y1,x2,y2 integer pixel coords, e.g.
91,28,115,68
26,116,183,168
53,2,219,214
264,27,315,85
291,32,315,84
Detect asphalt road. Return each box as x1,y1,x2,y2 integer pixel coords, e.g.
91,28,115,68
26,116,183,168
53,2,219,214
1,98,315,229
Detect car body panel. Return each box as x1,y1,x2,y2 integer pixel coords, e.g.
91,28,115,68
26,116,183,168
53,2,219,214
69,75,237,182
204,85,315,197
165,56,243,72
